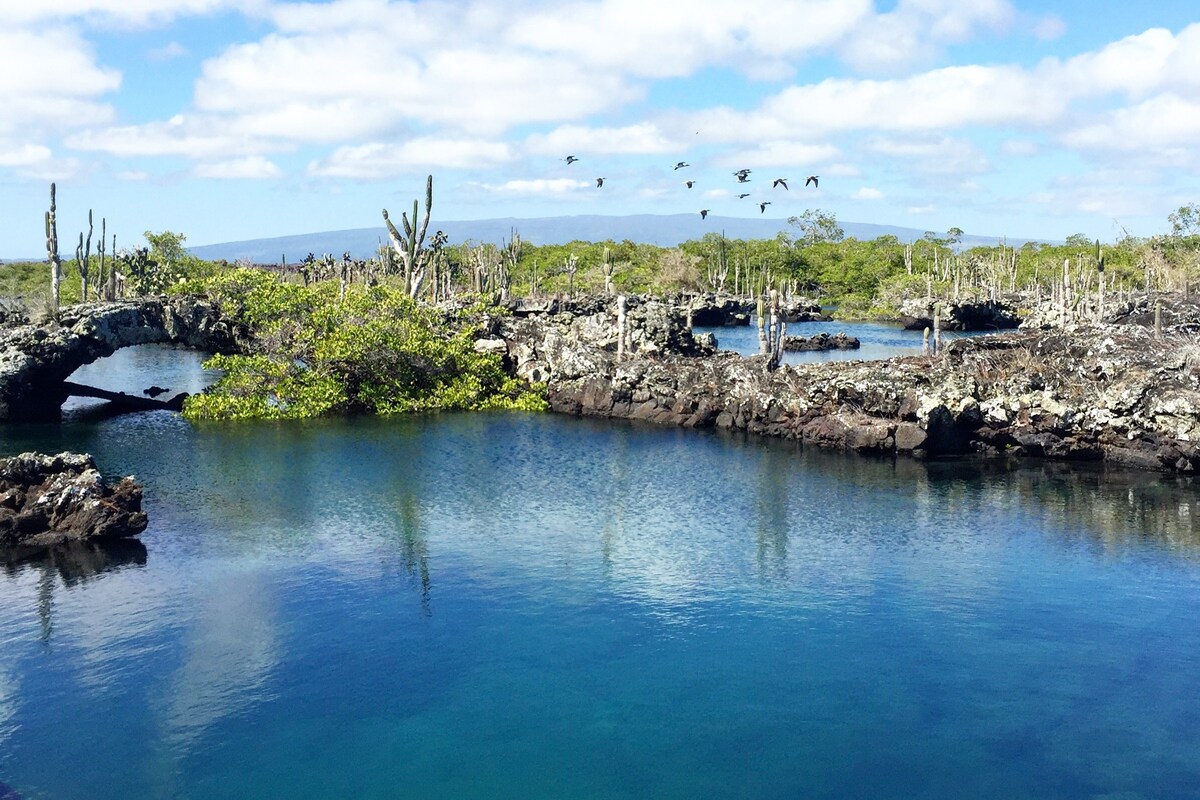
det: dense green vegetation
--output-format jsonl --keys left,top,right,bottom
{"left": 181, "top": 269, "right": 547, "bottom": 420}
{"left": 5, "top": 205, "right": 1200, "bottom": 321}
{"left": 4, "top": 200, "right": 1200, "bottom": 421}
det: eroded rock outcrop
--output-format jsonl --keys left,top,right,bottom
{"left": 499, "top": 304, "right": 1200, "bottom": 473}
{"left": 0, "top": 295, "right": 249, "bottom": 420}
{"left": 782, "top": 332, "right": 860, "bottom": 351}
{"left": 899, "top": 298, "right": 1021, "bottom": 331}
{"left": 0, "top": 452, "right": 148, "bottom": 549}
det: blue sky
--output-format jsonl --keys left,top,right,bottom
{"left": 2, "top": 0, "right": 1199, "bottom": 256}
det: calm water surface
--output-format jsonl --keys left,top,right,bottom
{"left": 695, "top": 319, "right": 984, "bottom": 363}
{"left": 1, "top": 346, "right": 1199, "bottom": 799}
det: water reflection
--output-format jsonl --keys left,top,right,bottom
{"left": 156, "top": 570, "right": 280, "bottom": 752}
{"left": 1, "top": 541, "right": 148, "bottom": 643}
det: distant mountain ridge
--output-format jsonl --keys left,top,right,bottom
{"left": 187, "top": 214, "right": 1042, "bottom": 263}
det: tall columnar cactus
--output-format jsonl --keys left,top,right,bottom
{"left": 106, "top": 234, "right": 118, "bottom": 299}
{"left": 383, "top": 174, "right": 433, "bottom": 299}
{"left": 45, "top": 183, "right": 62, "bottom": 312}
{"left": 95, "top": 218, "right": 107, "bottom": 301}
{"left": 602, "top": 246, "right": 615, "bottom": 295}
{"left": 76, "top": 210, "right": 94, "bottom": 302}
{"left": 765, "top": 288, "right": 785, "bottom": 370}
{"left": 565, "top": 253, "right": 578, "bottom": 299}
{"left": 933, "top": 301, "right": 942, "bottom": 353}
{"left": 1095, "top": 239, "right": 1105, "bottom": 322}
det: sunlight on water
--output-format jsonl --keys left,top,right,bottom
{"left": 1, "top": 345, "right": 1199, "bottom": 799}
{"left": 695, "top": 318, "right": 985, "bottom": 363}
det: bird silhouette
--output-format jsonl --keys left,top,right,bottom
{"left": 596, "top": 177, "right": 604, "bottom": 187}
{"left": 737, "top": 193, "right": 751, "bottom": 199}
{"left": 759, "top": 201, "right": 772, "bottom": 213}
{"left": 773, "top": 178, "right": 789, "bottom": 190}
{"left": 674, "top": 161, "right": 689, "bottom": 170}
{"left": 805, "top": 175, "right": 819, "bottom": 187}
{"left": 143, "top": 385, "right": 170, "bottom": 397}
{"left": 685, "top": 180, "right": 695, "bottom": 188}
{"left": 564, "top": 155, "right": 579, "bottom": 164}
{"left": 700, "top": 209, "right": 709, "bottom": 219}
{"left": 734, "top": 169, "right": 752, "bottom": 183}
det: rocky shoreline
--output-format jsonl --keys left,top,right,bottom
{"left": 498, "top": 297, "right": 1200, "bottom": 473}
{"left": 0, "top": 452, "right": 148, "bottom": 550}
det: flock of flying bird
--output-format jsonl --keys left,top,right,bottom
{"left": 561, "top": 155, "right": 819, "bottom": 219}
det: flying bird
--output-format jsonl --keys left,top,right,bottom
{"left": 734, "top": 169, "right": 752, "bottom": 182}
{"left": 773, "top": 178, "right": 789, "bottom": 190}
{"left": 596, "top": 177, "right": 604, "bottom": 187}
{"left": 564, "top": 155, "right": 579, "bottom": 164}
{"left": 685, "top": 180, "right": 695, "bottom": 189}
{"left": 737, "top": 193, "right": 751, "bottom": 199}
{"left": 805, "top": 175, "right": 819, "bottom": 187}
{"left": 674, "top": 161, "right": 689, "bottom": 170}
{"left": 759, "top": 201, "right": 772, "bottom": 214}
{"left": 700, "top": 209, "right": 710, "bottom": 219}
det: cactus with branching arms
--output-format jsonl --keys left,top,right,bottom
{"left": 383, "top": 174, "right": 434, "bottom": 299}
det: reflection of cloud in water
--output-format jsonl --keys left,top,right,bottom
{"left": 0, "top": 662, "right": 17, "bottom": 747}
{"left": 156, "top": 571, "right": 279, "bottom": 751}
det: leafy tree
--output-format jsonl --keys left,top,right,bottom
{"left": 1168, "top": 203, "right": 1200, "bottom": 238}
{"left": 788, "top": 209, "right": 844, "bottom": 245}
{"left": 183, "top": 269, "right": 546, "bottom": 420}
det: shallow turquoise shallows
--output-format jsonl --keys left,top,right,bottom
{"left": 1, "top": 346, "right": 1200, "bottom": 799}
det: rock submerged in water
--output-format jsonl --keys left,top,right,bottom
{"left": 0, "top": 452, "right": 148, "bottom": 549}
{"left": 782, "top": 332, "right": 860, "bottom": 352}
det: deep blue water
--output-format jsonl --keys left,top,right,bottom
{"left": 1, "top": 346, "right": 1199, "bottom": 799}
{"left": 695, "top": 319, "right": 982, "bottom": 363}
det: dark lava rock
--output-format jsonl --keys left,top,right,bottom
{"left": 0, "top": 452, "right": 148, "bottom": 549}
{"left": 782, "top": 332, "right": 861, "bottom": 351}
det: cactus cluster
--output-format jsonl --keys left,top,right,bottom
{"left": 383, "top": 174, "right": 434, "bottom": 299}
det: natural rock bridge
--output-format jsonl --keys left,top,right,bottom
{"left": 0, "top": 297, "right": 246, "bottom": 421}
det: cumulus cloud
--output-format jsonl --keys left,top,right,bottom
{"left": 711, "top": 141, "right": 840, "bottom": 169}
{"left": 0, "top": 28, "right": 120, "bottom": 137}
{"left": 0, "top": 0, "right": 268, "bottom": 27}
{"left": 193, "top": 155, "right": 283, "bottom": 179}
{"left": 0, "top": 144, "right": 53, "bottom": 167}
{"left": 309, "top": 138, "right": 515, "bottom": 178}
{"left": 474, "top": 178, "right": 591, "bottom": 195}
{"left": 525, "top": 124, "right": 679, "bottom": 157}
{"left": 840, "top": 0, "right": 1014, "bottom": 73}
{"left": 67, "top": 114, "right": 281, "bottom": 158}
{"left": 852, "top": 187, "right": 883, "bottom": 200}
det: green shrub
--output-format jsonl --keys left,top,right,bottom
{"left": 183, "top": 269, "right": 547, "bottom": 420}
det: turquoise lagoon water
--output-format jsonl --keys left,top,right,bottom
{"left": 0, "top": 346, "right": 1199, "bottom": 799}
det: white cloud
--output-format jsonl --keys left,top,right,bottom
{"left": 474, "top": 178, "right": 591, "bottom": 195}
{"left": 1033, "top": 15, "right": 1067, "bottom": 41}
{"left": 852, "top": 187, "right": 883, "bottom": 200}
{"left": 908, "top": 205, "right": 936, "bottom": 214}
{"left": 1061, "top": 93, "right": 1200, "bottom": 166}
{"left": 67, "top": 115, "right": 281, "bottom": 158}
{"left": 310, "top": 138, "right": 515, "bottom": 178}
{"left": 840, "top": 0, "right": 1014, "bottom": 72}
{"left": 192, "top": 26, "right": 639, "bottom": 139}
{"left": 193, "top": 155, "right": 283, "bottom": 179}
{"left": 0, "top": 28, "right": 119, "bottom": 137}
{"left": 0, "top": 0, "right": 267, "bottom": 27}
{"left": 525, "top": 124, "right": 678, "bottom": 157}
{"left": 712, "top": 141, "right": 839, "bottom": 169}
{"left": 0, "top": 144, "right": 53, "bottom": 167}
{"left": 147, "top": 40, "right": 188, "bottom": 61}
{"left": 117, "top": 170, "right": 150, "bottom": 181}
